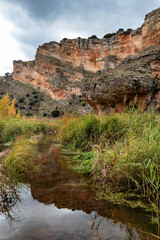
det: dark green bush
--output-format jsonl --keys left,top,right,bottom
{"left": 51, "top": 109, "right": 60, "bottom": 117}
{"left": 103, "top": 33, "right": 116, "bottom": 38}
{"left": 127, "top": 28, "right": 133, "bottom": 32}
{"left": 19, "top": 98, "right": 24, "bottom": 103}
{"left": 89, "top": 35, "right": 98, "bottom": 39}
{"left": 29, "top": 101, "right": 35, "bottom": 106}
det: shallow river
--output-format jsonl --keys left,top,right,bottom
{"left": 0, "top": 135, "right": 159, "bottom": 240}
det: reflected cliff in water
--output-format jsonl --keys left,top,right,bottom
{"left": 0, "top": 135, "right": 159, "bottom": 240}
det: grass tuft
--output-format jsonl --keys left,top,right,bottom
{"left": 4, "top": 137, "right": 38, "bottom": 181}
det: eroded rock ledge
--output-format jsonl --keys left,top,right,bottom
{"left": 82, "top": 46, "right": 160, "bottom": 113}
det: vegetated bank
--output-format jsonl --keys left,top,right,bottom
{"left": 0, "top": 94, "right": 60, "bottom": 182}
{"left": 60, "top": 111, "right": 160, "bottom": 220}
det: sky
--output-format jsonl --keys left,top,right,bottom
{"left": 0, "top": 0, "right": 159, "bottom": 75}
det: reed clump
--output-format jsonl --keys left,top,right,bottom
{"left": 60, "top": 110, "right": 160, "bottom": 213}
{"left": 3, "top": 137, "right": 38, "bottom": 181}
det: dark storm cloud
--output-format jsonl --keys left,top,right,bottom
{"left": 2, "top": 0, "right": 115, "bottom": 20}
{"left": 2, "top": 0, "right": 159, "bottom": 21}
{"left": 0, "top": 0, "right": 160, "bottom": 60}
{"left": 2, "top": 0, "right": 63, "bottom": 20}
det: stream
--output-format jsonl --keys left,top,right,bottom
{"left": 0, "top": 135, "right": 159, "bottom": 240}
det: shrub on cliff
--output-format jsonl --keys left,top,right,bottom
{"left": 43, "top": 113, "right": 47, "bottom": 117}
{"left": 103, "top": 33, "right": 116, "bottom": 38}
{"left": 18, "top": 97, "right": 24, "bottom": 103}
{"left": 127, "top": 28, "right": 134, "bottom": 32}
{"left": 88, "top": 35, "right": 98, "bottom": 39}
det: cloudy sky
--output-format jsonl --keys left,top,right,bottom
{"left": 0, "top": 0, "right": 159, "bottom": 75}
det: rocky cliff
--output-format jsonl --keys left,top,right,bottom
{"left": 82, "top": 8, "right": 160, "bottom": 113}
{"left": 83, "top": 46, "right": 160, "bottom": 113}
{"left": 13, "top": 7, "right": 160, "bottom": 113}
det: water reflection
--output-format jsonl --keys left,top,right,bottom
{"left": 0, "top": 177, "right": 21, "bottom": 226}
{"left": 0, "top": 135, "right": 159, "bottom": 240}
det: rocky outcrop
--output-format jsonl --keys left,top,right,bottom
{"left": 142, "top": 8, "right": 160, "bottom": 48}
{"left": 13, "top": 56, "right": 83, "bottom": 101}
{"left": 82, "top": 7, "right": 160, "bottom": 113}
{"left": 82, "top": 46, "right": 160, "bottom": 113}
{"left": 13, "top": 7, "right": 160, "bottom": 112}
{"left": 13, "top": 51, "right": 92, "bottom": 114}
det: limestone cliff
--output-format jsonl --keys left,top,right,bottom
{"left": 82, "top": 8, "right": 160, "bottom": 113}
{"left": 82, "top": 46, "right": 160, "bottom": 113}
{"left": 13, "top": 7, "right": 160, "bottom": 112}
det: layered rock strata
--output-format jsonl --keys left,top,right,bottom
{"left": 13, "top": 7, "right": 160, "bottom": 111}
{"left": 82, "top": 8, "right": 160, "bottom": 113}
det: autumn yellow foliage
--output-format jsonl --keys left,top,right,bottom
{"left": 0, "top": 94, "right": 20, "bottom": 119}
{"left": 16, "top": 109, "right": 21, "bottom": 119}
{"left": 62, "top": 112, "right": 77, "bottom": 125}
{"left": 8, "top": 98, "right": 16, "bottom": 117}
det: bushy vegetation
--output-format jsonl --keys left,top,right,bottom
{"left": 88, "top": 35, "right": 98, "bottom": 39}
{"left": 60, "top": 111, "right": 160, "bottom": 213}
{"left": 103, "top": 33, "right": 116, "bottom": 38}
{"left": 51, "top": 109, "right": 60, "bottom": 118}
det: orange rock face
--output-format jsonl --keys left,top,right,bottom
{"left": 13, "top": 53, "right": 83, "bottom": 101}
{"left": 35, "top": 32, "right": 142, "bottom": 73}
{"left": 13, "top": 7, "right": 160, "bottom": 103}
{"left": 142, "top": 8, "right": 160, "bottom": 49}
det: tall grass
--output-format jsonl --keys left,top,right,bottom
{"left": 3, "top": 137, "right": 38, "bottom": 181}
{"left": 0, "top": 117, "right": 59, "bottom": 143}
{"left": 60, "top": 111, "right": 160, "bottom": 213}
{"left": 60, "top": 113, "right": 128, "bottom": 150}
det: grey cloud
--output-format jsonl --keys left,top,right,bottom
{"left": 3, "top": 0, "right": 159, "bottom": 23}
{"left": 0, "top": 0, "right": 160, "bottom": 61}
